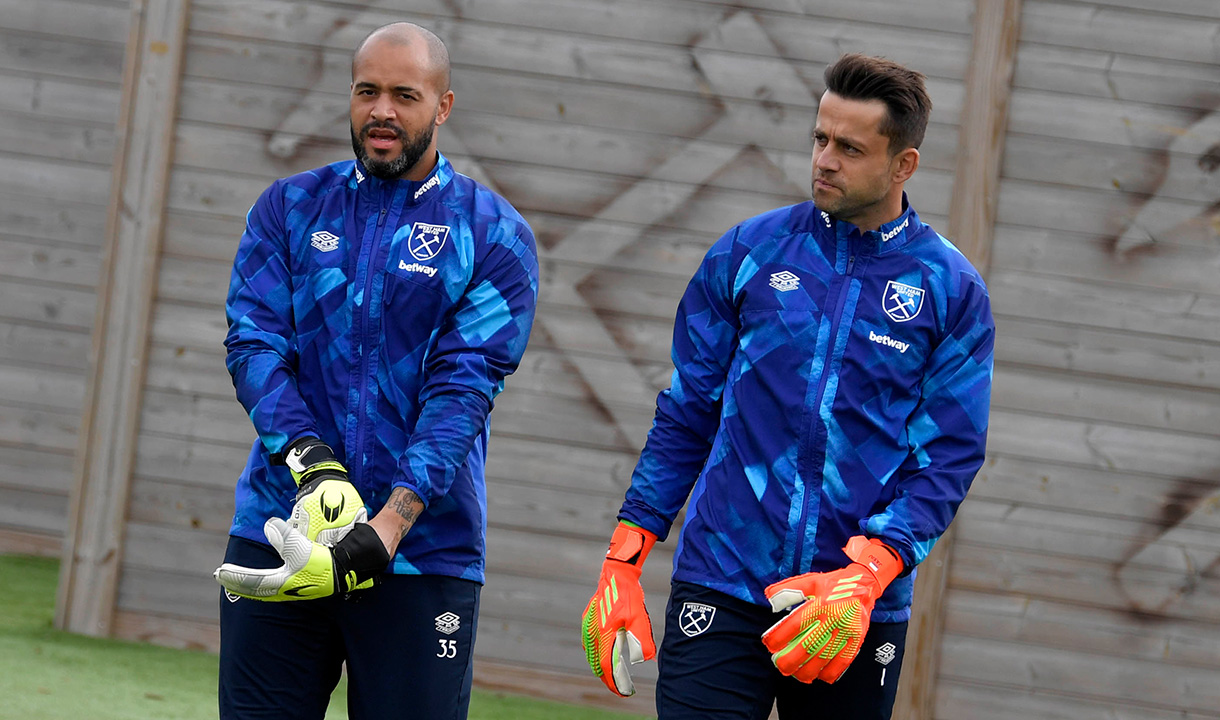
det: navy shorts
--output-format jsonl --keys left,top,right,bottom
{"left": 656, "top": 581, "right": 907, "bottom": 720}
{"left": 218, "top": 536, "right": 480, "bottom": 720}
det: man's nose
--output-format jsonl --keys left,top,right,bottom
{"left": 370, "top": 95, "right": 396, "bottom": 122}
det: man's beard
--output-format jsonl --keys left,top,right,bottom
{"left": 811, "top": 173, "right": 887, "bottom": 222}
{"left": 351, "top": 119, "right": 435, "bottom": 180}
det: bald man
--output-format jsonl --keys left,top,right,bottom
{"left": 213, "top": 23, "right": 539, "bottom": 719}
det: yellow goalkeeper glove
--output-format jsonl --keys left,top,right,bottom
{"left": 281, "top": 437, "right": 367, "bottom": 544}
{"left": 214, "top": 517, "right": 390, "bottom": 601}
{"left": 581, "top": 522, "right": 658, "bottom": 697}
{"left": 761, "top": 536, "right": 903, "bottom": 684}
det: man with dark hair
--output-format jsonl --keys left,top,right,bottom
{"left": 581, "top": 53, "right": 993, "bottom": 720}
{"left": 213, "top": 22, "right": 538, "bottom": 720}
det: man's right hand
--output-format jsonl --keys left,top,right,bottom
{"left": 581, "top": 522, "right": 658, "bottom": 697}
{"left": 214, "top": 518, "right": 390, "bottom": 601}
{"left": 281, "top": 437, "right": 367, "bottom": 544}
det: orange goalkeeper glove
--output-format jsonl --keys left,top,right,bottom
{"left": 761, "top": 536, "right": 903, "bottom": 684}
{"left": 580, "top": 522, "right": 658, "bottom": 697}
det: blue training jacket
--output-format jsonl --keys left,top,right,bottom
{"left": 224, "top": 153, "right": 538, "bottom": 583}
{"left": 619, "top": 198, "right": 993, "bottom": 622}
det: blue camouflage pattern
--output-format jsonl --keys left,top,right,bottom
{"left": 225, "top": 153, "right": 538, "bottom": 583}
{"left": 619, "top": 198, "right": 993, "bottom": 622}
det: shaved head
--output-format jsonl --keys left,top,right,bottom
{"left": 353, "top": 22, "right": 450, "bottom": 93}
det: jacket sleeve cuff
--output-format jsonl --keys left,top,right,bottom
{"left": 390, "top": 480, "right": 430, "bottom": 509}
{"left": 617, "top": 501, "right": 673, "bottom": 542}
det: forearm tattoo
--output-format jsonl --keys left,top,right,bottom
{"left": 386, "top": 487, "right": 424, "bottom": 543}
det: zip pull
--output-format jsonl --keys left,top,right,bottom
{"left": 376, "top": 207, "right": 388, "bottom": 228}
{"left": 847, "top": 255, "right": 855, "bottom": 275}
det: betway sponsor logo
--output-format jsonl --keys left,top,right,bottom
{"left": 414, "top": 174, "right": 440, "bottom": 200}
{"left": 869, "top": 330, "right": 909, "bottom": 354}
{"left": 881, "top": 217, "right": 909, "bottom": 243}
{"left": 399, "top": 259, "right": 437, "bottom": 277}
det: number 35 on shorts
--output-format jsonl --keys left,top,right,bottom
{"left": 436, "top": 639, "right": 458, "bottom": 658}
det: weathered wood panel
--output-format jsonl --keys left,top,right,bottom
{"left": 938, "top": 0, "right": 1220, "bottom": 713}
{"left": 945, "top": 588, "right": 1220, "bottom": 668}
{"left": 940, "top": 633, "right": 1220, "bottom": 714}
{"left": 0, "top": 0, "right": 127, "bottom": 555}
{"left": 58, "top": 0, "right": 188, "bottom": 638}
{"left": 937, "top": 680, "right": 1220, "bottom": 720}
{"left": 0, "top": 73, "right": 122, "bottom": 122}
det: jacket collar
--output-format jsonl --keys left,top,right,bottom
{"left": 352, "top": 151, "right": 454, "bottom": 206}
{"left": 820, "top": 193, "right": 921, "bottom": 254}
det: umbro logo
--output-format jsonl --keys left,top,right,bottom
{"left": 435, "top": 612, "right": 461, "bottom": 635}
{"left": 769, "top": 271, "right": 800, "bottom": 292}
{"left": 310, "top": 230, "right": 339, "bottom": 252}
{"left": 875, "top": 642, "right": 897, "bottom": 666}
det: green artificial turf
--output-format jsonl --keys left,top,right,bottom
{"left": 0, "top": 555, "right": 648, "bottom": 720}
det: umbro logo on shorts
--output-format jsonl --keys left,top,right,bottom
{"left": 435, "top": 612, "right": 461, "bottom": 635}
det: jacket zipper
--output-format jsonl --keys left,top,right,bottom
{"left": 352, "top": 201, "right": 389, "bottom": 486}
{"left": 792, "top": 244, "right": 858, "bottom": 573}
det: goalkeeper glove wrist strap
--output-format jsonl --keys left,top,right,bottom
{"left": 274, "top": 437, "right": 349, "bottom": 488}
{"left": 843, "top": 536, "right": 903, "bottom": 590}
{"left": 606, "top": 522, "right": 657, "bottom": 569}
{"left": 333, "top": 523, "right": 391, "bottom": 591}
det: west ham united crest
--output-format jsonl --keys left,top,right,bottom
{"left": 408, "top": 222, "right": 450, "bottom": 261}
{"left": 882, "top": 280, "right": 924, "bottom": 322}
{"left": 679, "top": 602, "right": 716, "bottom": 637}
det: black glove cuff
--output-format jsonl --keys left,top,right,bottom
{"left": 333, "top": 523, "right": 392, "bottom": 588}
{"left": 271, "top": 436, "right": 337, "bottom": 469}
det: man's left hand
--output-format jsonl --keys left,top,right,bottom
{"left": 760, "top": 536, "right": 902, "bottom": 683}
{"left": 214, "top": 518, "right": 390, "bottom": 601}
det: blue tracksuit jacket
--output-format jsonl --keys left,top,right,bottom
{"left": 224, "top": 153, "right": 538, "bottom": 583}
{"left": 619, "top": 199, "right": 993, "bottom": 622}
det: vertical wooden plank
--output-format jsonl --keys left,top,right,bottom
{"left": 945, "top": 0, "right": 1023, "bottom": 269}
{"left": 894, "top": 0, "right": 1020, "bottom": 717}
{"left": 55, "top": 0, "right": 191, "bottom": 638}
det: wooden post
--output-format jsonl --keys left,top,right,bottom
{"left": 892, "top": 0, "right": 1021, "bottom": 717}
{"left": 56, "top": 0, "right": 191, "bottom": 637}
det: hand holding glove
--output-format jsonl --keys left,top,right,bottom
{"left": 581, "top": 522, "right": 658, "bottom": 697}
{"left": 214, "top": 517, "right": 390, "bottom": 601}
{"left": 281, "top": 437, "right": 367, "bottom": 544}
{"left": 761, "top": 536, "right": 903, "bottom": 684}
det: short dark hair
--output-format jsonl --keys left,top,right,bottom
{"left": 823, "top": 54, "right": 931, "bottom": 153}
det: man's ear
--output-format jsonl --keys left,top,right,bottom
{"left": 435, "top": 90, "right": 454, "bottom": 127}
{"left": 892, "top": 147, "right": 920, "bottom": 183}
